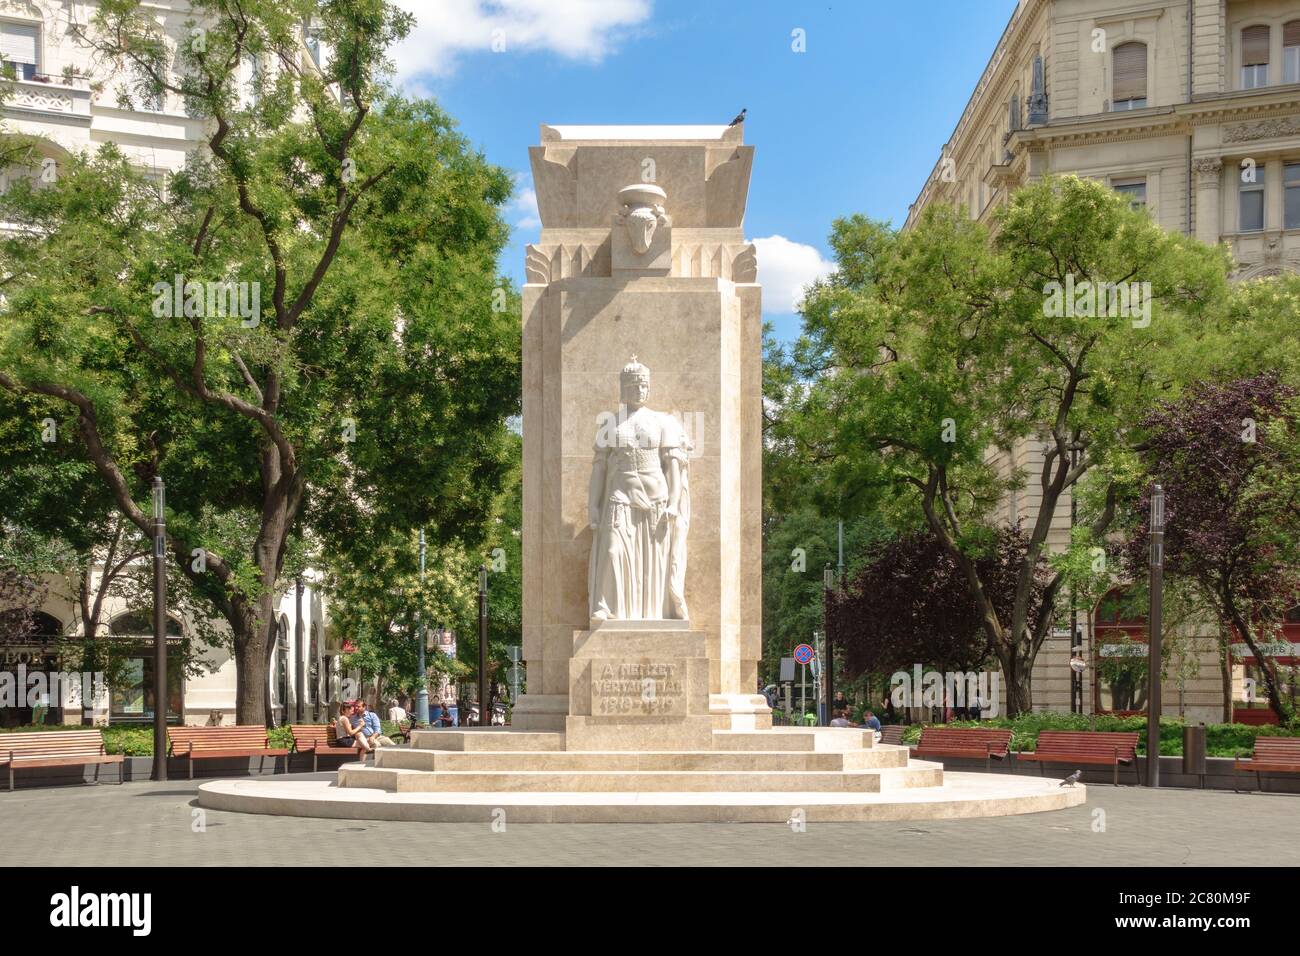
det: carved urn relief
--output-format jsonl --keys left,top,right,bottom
{"left": 616, "top": 184, "right": 671, "bottom": 254}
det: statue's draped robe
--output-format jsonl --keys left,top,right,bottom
{"left": 589, "top": 407, "right": 690, "bottom": 620}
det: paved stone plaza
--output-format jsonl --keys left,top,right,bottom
{"left": 5, "top": 779, "right": 1297, "bottom": 866}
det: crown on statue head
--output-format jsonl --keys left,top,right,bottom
{"left": 620, "top": 355, "right": 650, "bottom": 386}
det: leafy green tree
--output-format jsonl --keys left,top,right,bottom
{"left": 323, "top": 434, "right": 521, "bottom": 708}
{"left": 773, "top": 176, "right": 1229, "bottom": 714}
{"left": 760, "top": 508, "right": 886, "bottom": 685}
{"left": 0, "top": 1, "right": 520, "bottom": 722}
{"left": 1123, "top": 374, "right": 1300, "bottom": 722}
{"left": 325, "top": 530, "right": 477, "bottom": 702}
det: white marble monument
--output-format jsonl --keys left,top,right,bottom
{"left": 511, "top": 124, "right": 769, "bottom": 744}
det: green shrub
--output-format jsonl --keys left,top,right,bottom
{"left": 102, "top": 726, "right": 154, "bottom": 756}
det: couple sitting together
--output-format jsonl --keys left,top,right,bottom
{"left": 334, "top": 699, "right": 395, "bottom": 756}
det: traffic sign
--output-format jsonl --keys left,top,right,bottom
{"left": 793, "top": 644, "right": 814, "bottom": 665}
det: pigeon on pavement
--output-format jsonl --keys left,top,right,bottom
{"left": 1060, "top": 770, "right": 1083, "bottom": 787}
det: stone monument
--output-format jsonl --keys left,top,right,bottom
{"left": 198, "top": 124, "right": 1086, "bottom": 823}
{"left": 511, "top": 124, "right": 769, "bottom": 746}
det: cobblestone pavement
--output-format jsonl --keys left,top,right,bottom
{"left": 5, "top": 778, "right": 1298, "bottom": 866}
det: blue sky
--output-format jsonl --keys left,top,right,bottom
{"left": 392, "top": 0, "right": 1017, "bottom": 342}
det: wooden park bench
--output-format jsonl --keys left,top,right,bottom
{"left": 290, "top": 723, "right": 372, "bottom": 772}
{"left": 168, "top": 726, "right": 289, "bottom": 779}
{"left": 1016, "top": 730, "right": 1141, "bottom": 785}
{"left": 879, "top": 725, "right": 908, "bottom": 747}
{"left": 1234, "top": 737, "right": 1300, "bottom": 793}
{"left": 914, "top": 727, "right": 1013, "bottom": 771}
{"left": 2, "top": 730, "right": 124, "bottom": 791}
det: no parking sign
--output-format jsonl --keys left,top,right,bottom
{"left": 793, "top": 643, "right": 814, "bottom": 665}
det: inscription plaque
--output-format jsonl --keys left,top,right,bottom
{"left": 590, "top": 659, "right": 687, "bottom": 717}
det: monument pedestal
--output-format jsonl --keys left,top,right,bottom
{"left": 565, "top": 620, "right": 714, "bottom": 751}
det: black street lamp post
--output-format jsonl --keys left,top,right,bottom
{"left": 823, "top": 563, "right": 835, "bottom": 726}
{"left": 416, "top": 531, "right": 429, "bottom": 726}
{"left": 1147, "top": 484, "right": 1165, "bottom": 787}
{"left": 151, "top": 476, "right": 168, "bottom": 782}
{"left": 478, "top": 565, "right": 489, "bottom": 726}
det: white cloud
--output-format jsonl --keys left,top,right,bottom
{"left": 508, "top": 172, "right": 540, "bottom": 233}
{"left": 391, "top": 0, "right": 653, "bottom": 79}
{"left": 749, "top": 235, "right": 835, "bottom": 314}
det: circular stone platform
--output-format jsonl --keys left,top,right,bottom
{"left": 197, "top": 771, "right": 1085, "bottom": 823}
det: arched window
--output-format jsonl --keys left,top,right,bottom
{"left": 1241, "top": 25, "right": 1270, "bottom": 89}
{"left": 0, "top": 613, "right": 65, "bottom": 642}
{"left": 271, "top": 615, "right": 290, "bottom": 712}
{"left": 1112, "top": 42, "right": 1148, "bottom": 110}
{"left": 1285, "top": 21, "right": 1300, "bottom": 84}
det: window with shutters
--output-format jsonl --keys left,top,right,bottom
{"left": 1240, "top": 167, "right": 1265, "bottom": 232}
{"left": 1286, "top": 163, "right": 1300, "bottom": 230}
{"left": 0, "top": 20, "right": 39, "bottom": 81}
{"left": 1286, "top": 21, "right": 1300, "bottom": 84}
{"left": 1112, "top": 42, "right": 1147, "bottom": 110}
{"left": 1241, "top": 25, "right": 1270, "bottom": 89}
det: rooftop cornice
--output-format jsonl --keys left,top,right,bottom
{"left": 909, "top": 0, "right": 1046, "bottom": 220}
{"left": 1005, "top": 89, "right": 1300, "bottom": 147}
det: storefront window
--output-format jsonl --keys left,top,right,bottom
{"left": 106, "top": 612, "right": 184, "bottom": 723}
{"left": 108, "top": 648, "right": 184, "bottom": 723}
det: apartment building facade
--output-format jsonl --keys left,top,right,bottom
{"left": 0, "top": 0, "right": 338, "bottom": 726}
{"left": 908, "top": 0, "right": 1300, "bottom": 722}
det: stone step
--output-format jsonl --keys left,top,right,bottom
{"left": 711, "top": 728, "right": 876, "bottom": 752}
{"left": 339, "top": 763, "right": 943, "bottom": 794}
{"left": 374, "top": 747, "right": 910, "bottom": 773}
{"left": 408, "top": 729, "right": 565, "bottom": 752}
{"left": 199, "top": 771, "right": 1086, "bottom": 824}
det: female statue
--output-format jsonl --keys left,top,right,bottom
{"left": 588, "top": 356, "right": 690, "bottom": 621}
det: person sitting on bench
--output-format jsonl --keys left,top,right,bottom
{"left": 358, "top": 700, "right": 395, "bottom": 747}
{"left": 335, "top": 701, "right": 372, "bottom": 756}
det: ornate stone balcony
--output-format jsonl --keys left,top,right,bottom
{"left": 3, "top": 75, "right": 92, "bottom": 122}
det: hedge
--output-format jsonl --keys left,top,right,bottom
{"left": 890, "top": 711, "right": 1300, "bottom": 757}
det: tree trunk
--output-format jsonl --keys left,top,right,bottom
{"left": 995, "top": 642, "right": 1033, "bottom": 717}
{"left": 231, "top": 603, "right": 269, "bottom": 725}
{"left": 1224, "top": 597, "right": 1291, "bottom": 723}
{"left": 1219, "top": 630, "right": 1234, "bottom": 723}
{"left": 233, "top": 635, "right": 267, "bottom": 725}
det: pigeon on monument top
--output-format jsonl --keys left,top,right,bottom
{"left": 1060, "top": 770, "right": 1083, "bottom": 788}
{"left": 728, "top": 109, "right": 747, "bottom": 127}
